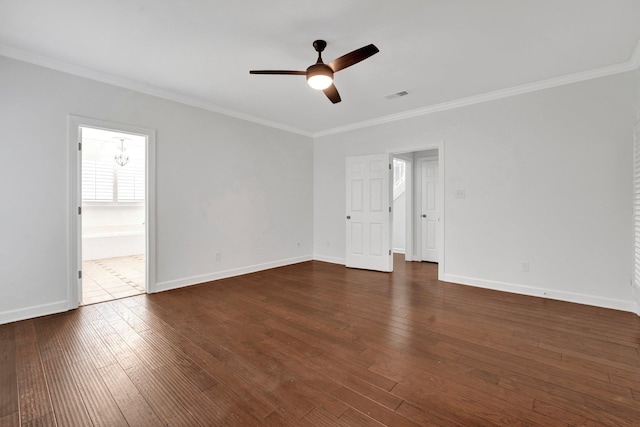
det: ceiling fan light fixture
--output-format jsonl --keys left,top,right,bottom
{"left": 250, "top": 40, "right": 378, "bottom": 103}
{"left": 307, "top": 74, "right": 333, "bottom": 90}
{"left": 306, "top": 64, "right": 333, "bottom": 90}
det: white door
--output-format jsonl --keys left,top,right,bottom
{"left": 420, "top": 159, "right": 439, "bottom": 262}
{"left": 346, "top": 154, "right": 393, "bottom": 272}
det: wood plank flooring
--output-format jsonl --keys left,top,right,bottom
{"left": 1, "top": 256, "right": 639, "bottom": 426}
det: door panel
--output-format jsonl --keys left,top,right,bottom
{"left": 370, "top": 178, "right": 383, "bottom": 211}
{"left": 351, "top": 180, "right": 363, "bottom": 211}
{"left": 346, "top": 154, "right": 392, "bottom": 272}
{"left": 351, "top": 223, "right": 363, "bottom": 254}
{"left": 421, "top": 159, "right": 439, "bottom": 262}
{"left": 370, "top": 223, "right": 382, "bottom": 255}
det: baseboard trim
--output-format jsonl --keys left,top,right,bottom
{"left": 0, "top": 300, "right": 69, "bottom": 325}
{"left": 393, "top": 249, "right": 406, "bottom": 255}
{"left": 442, "top": 274, "right": 638, "bottom": 313}
{"left": 312, "top": 255, "right": 346, "bottom": 265}
{"left": 153, "top": 255, "right": 313, "bottom": 293}
{"left": 632, "top": 284, "right": 640, "bottom": 316}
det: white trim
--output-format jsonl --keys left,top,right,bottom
{"left": 633, "top": 285, "right": 640, "bottom": 316}
{"left": 0, "top": 301, "right": 69, "bottom": 326}
{"left": 442, "top": 274, "right": 639, "bottom": 314}
{"left": 393, "top": 249, "right": 406, "bottom": 255}
{"left": 391, "top": 152, "right": 417, "bottom": 262}
{"left": 404, "top": 157, "right": 414, "bottom": 262}
{"left": 313, "top": 255, "right": 346, "bottom": 265}
{"left": 314, "top": 58, "right": 640, "bottom": 138}
{"left": 306, "top": 255, "right": 640, "bottom": 314}
{"left": 3, "top": 40, "right": 639, "bottom": 139}
{"left": 392, "top": 153, "right": 414, "bottom": 262}
{"left": 68, "top": 115, "right": 157, "bottom": 307}
{"left": 155, "top": 255, "right": 313, "bottom": 293}
{"left": 633, "top": 120, "right": 640, "bottom": 316}
{"left": 0, "top": 44, "right": 312, "bottom": 138}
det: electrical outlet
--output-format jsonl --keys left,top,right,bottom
{"left": 521, "top": 261, "right": 529, "bottom": 272}
{"left": 456, "top": 189, "right": 466, "bottom": 198}
{"left": 215, "top": 252, "right": 221, "bottom": 262}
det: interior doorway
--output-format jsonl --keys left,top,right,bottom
{"left": 392, "top": 146, "right": 444, "bottom": 278}
{"left": 67, "top": 115, "right": 156, "bottom": 310}
{"left": 80, "top": 127, "right": 146, "bottom": 304}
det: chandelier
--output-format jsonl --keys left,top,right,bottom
{"left": 114, "top": 138, "right": 129, "bottom": 167}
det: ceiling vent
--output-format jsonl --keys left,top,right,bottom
{"left": 385, "top": 91, "right": 409, "bottom": 100}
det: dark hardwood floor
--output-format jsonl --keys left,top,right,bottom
{"left": 1, "top": 255, "right": 639, "bottom": 426}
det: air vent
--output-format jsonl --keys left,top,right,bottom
{"left": 385, "top": 91, "right": 409, "bottom": 100}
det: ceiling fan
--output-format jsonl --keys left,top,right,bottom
{"left": 250, "top": 40, "right": 379, "bottom": 104}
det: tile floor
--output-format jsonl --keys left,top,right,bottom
{"left": 81, "top": 254, "right": 145, "bottom": 305}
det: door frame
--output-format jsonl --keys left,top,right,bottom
{"left": 391, "top": 153, "right": 414, "bottom": 261}
{"left": 390, "top": 141, "right": 445, "bottom": 280}
{"left": 67, "top": 115, "right": 157, "bottom": 309}
{"left": 633, "top": 120, "right": 640, "bottom": 315}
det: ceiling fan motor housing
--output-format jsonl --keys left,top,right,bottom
{"left": 306, "top": 63, "right": 333, "bottom": 80}
{"left": 306, "top": 63, "right": 334, "bottom": 90}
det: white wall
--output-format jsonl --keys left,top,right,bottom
{"left": 1, "top": 53, "right": 637, "bottom": 323}
{"left": 314, "top": 71, "right": 637, "bottom": 312}
{"left": 0, "top": 55, "right": 313, "bottom": 324}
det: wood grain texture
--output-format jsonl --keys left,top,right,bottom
{"left": 97, "top": 363, "right": 163, "bottom": 426}
{"left": 0, "top": 334, "right": 17, "bottom": 421}
{"left": 14, "top": 321, "right": 55, "bottom": 426}
{"left": 1, "top": 255, "right": 639, "bottom": 426}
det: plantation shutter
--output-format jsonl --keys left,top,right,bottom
{"left": 118, "top": 163, "right": 145, "bottom": 201}
{"left": 82, "top": 160, "right": 114, "bottom": 201}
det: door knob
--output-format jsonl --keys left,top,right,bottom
{"left": 422, "top": 214, "right": 426, "bottom": 218}
{"left": 346, "top": 215, "right": 351, "bottom": 220}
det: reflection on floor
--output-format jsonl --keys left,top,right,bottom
{"left": 81, "top": 254, "right": 145, "bottom": 305}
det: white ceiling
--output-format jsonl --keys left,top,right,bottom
{"left": 1, "top": 0, "right": 639, "bottom": 136}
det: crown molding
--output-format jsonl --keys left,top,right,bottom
{"left": 2, "top": 39, "right": 638, "bottom": 140}
{"left": 314, "top": 43, "right": 640, "bottom": 138}
{"left": 0, "top": 43, "right": 313, "bottom": 138}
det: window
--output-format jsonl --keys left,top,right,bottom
{"left": 82, "top": 160, "right": 144, "bottom": 203}
{"left": 82, "top": 159, "right": 114, "bottom": 201}
{"left": 117, "top": 163, "right": 145, "bottom": 201}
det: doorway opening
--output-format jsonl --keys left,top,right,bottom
{"left": 392, "top": 146, "right": 444, "bottom": 279}
{"left": 80, "top": 127, "right": 146, "bottom": 304}
{"left": 68, "top": 116, "right": 156, "bottom": 309}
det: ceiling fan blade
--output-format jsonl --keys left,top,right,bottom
{"left": 249, "top": 70, "right": 306, "bottom": 75}
{"left": 323, "top": 84, "right": 341, "bottom": 104}
{"left": 328, "top": 44, "right": 379, "bottom": 72}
